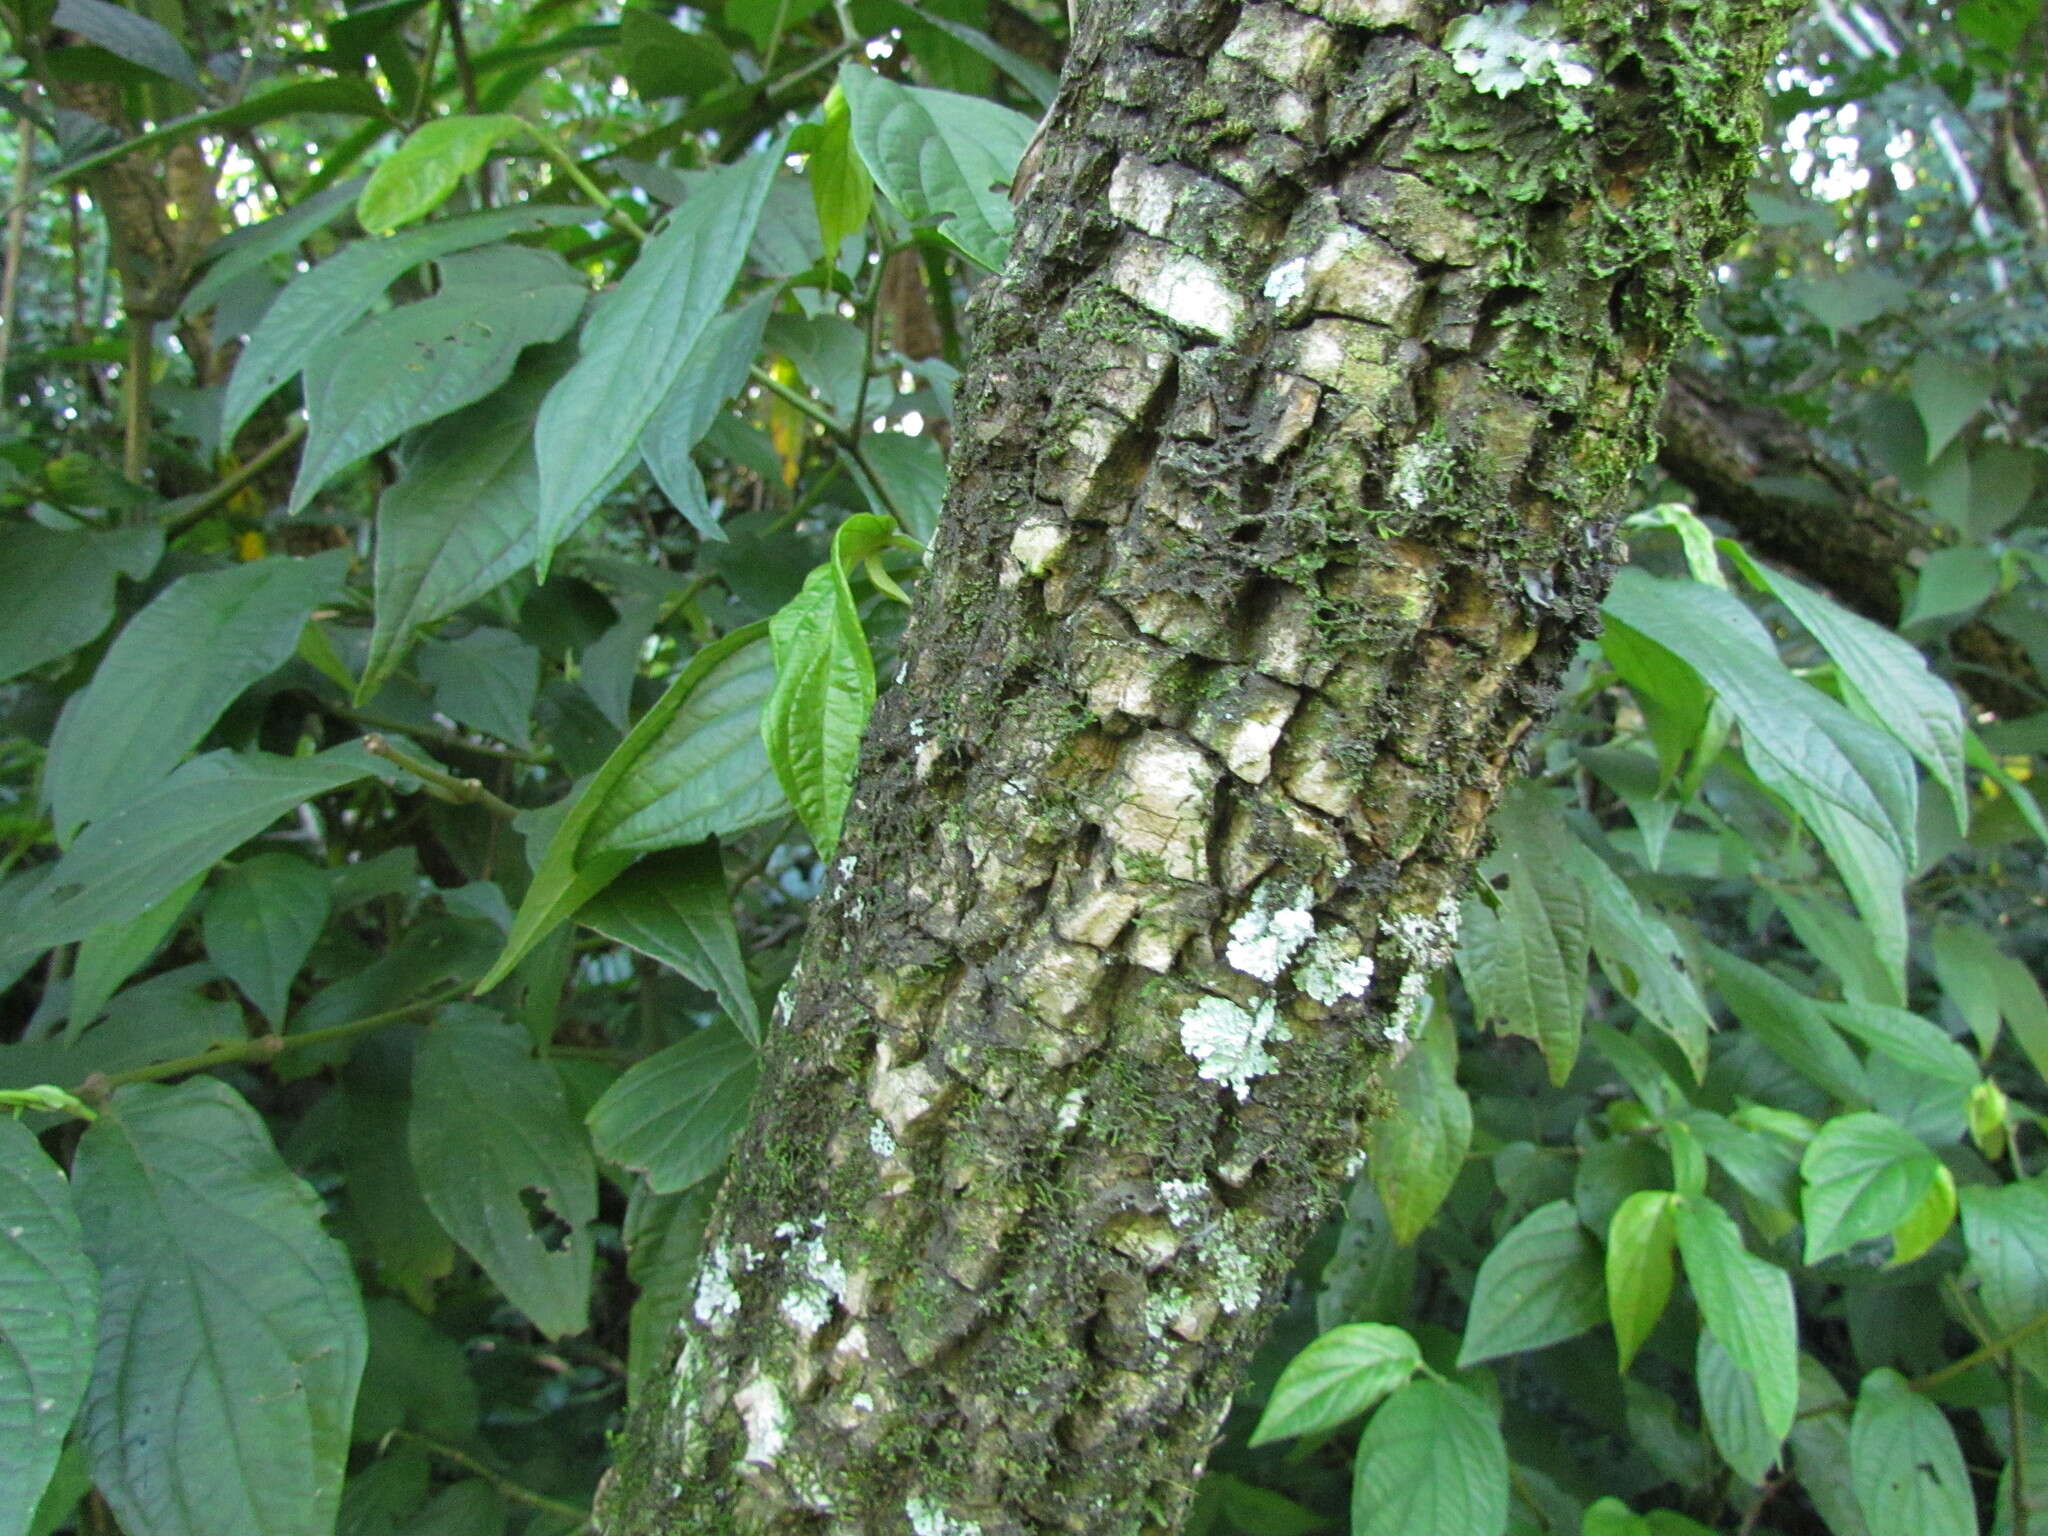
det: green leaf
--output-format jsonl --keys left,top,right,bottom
{"left": 639, "top": 295, "right": 775, "bottom": 541}
{"left": 580, "top": 845, "right": 760, "bottom": 1041}
{"left": 1251, "top": 1323, "right": 1422, "bottom": 1447}
{"left": 351, "top": 1298, "right": 479, "bottom": 1444}
{"left": 1458, "top": 1200, "right": 1605, "bottom": 1365}
{"left": 1931, "top": 923, "right": 2005, "bottom": 1057}
{"left": 0, "top": 1118, "right": 96, "bottom": 1536}
{"left": 1725, "top": 548, "right": 1969, "bottom": 830}
{"left": 864, "top": 0, "right": 1059, "bottom": 106}
{"left": 202, "top": 853, "right": 333, "bottom": 1025}
{"left": 67, "top": 870, "right": 204, "bottom": 1031}
{"left": 361, "top": 350, "right": 565, "bottom": 702}
{"left": 221, "top": 202, "right": 592, "bottom": 446}
{"left": 533, "top": 149, "right": 778, "bottom": 574}
{"left": 1790, "top": 1356, "right": 1870, "bottom": 1536}
{"left": 809, "top": 84, "right": 873, "bottom": 259}
{"left": 1958, "top": 1183, "right": 2048, "bottom": 1388}
{"left": 1699, "top": 1330, "right": 1779, "bottom": 1484}
{"left": 1605, "top": 1190, "right": 1678, "bottom": 1373}
{"left": 617, "top": 8, "right": 737, "bottom": 99}
{"left": 341, "top": 1034, "right": 455, "bottom": 1312}
{"left": 73, "top": 1079, "right": 367, "bottom": 1536}
{"left": 1672, "top": 1197, "right": 1797, "bottom": 1447}
{"left": 290, "top": 246, "right": 586, "bottom": 512}
{"left": 622, "top": 1181, "right": 714, "bottom": 1406}
{"left": 477, "top": 622, "right": 771, "bottom": 991}
{"left": 419, "top": 627, "right": 541, "bottom": 748}
{"left": 1800, "top": 1112, "right": 1944, "bottom": 1265}
{"left": 11, "top": 745, "right": 382, "bottom": 955}
{"left": 585, "top": 1021, "right": 756, "bottom": 1194}
{"left": 0, "top": 523, "right": 161, "bottom": 685}
{"left": 1456, "top": 790, "right": 1590, "bottom": 1084}
{"left": 853, "top": 430, "right": 950, "bottom": 548}
{"left": 1909, "top": 355, "right": 1995, "bottom": 465}
{"left": 183, "top": 177, "right": 366, "bottom": 317}
{"left": 761, "top": 514, "right": 897, "bottom": 859}
{"left": 45, "top": 551, "right": 350, "bottom": 840}
{"left": 1566, "top": 844, "right": 1712, "bottom": 1078}
{"left": 1887, "top": 1165, "right": 1956, "bottom": 1267}
{"left": 24, "top": 1443, "right": 90, "bottom": 1536}
{"left": 1705, "top": 947, "right": 1869, "bottom": 1105}
{"left": 1350, "top": 1378, "right": 1508, "bottom": 1536}
{"left": 1369, "top": 1016, "right": 1471, "bottom": 1246}
{"left": 1820, "top": 1003, "right": 1979, "bottom": 1089}
{"left": 584, "top": 629, "right": 785, "bottom": 858}
{"left": 839, "top": 61, "right": 1038, "bottom": 271}
{"left": 357, "top": 114, "right": 529, "bottom": 235}
{"left": 409, "top": 1007, "right": 596, "bottom": 1337}
{"left": 51, "top": 0, "right": 202, "bottom": 90}
{"left": 1903, "top": 547, "right": 2000, "bottom": 630}
{"left": 1849, "top": 1369, "right": 1976, "bottom": 1536}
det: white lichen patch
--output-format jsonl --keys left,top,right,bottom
{"left": 1209, "top": 1228, "right": 1265, "bottom": 1315}
{"left": 1389, "top": 968, "right": 1432, "bottom": 1043}
{"left": 1446, "top": 3, "right": 1596, "bottom": 96}
{"left": 1296, "top": 930, "right": 1376, "bottom": 1005}
{"left": 907, "top": 1496, "right": 983, "bottom": 1536}
{"left": 1103, "top": 732, "right": 1218, "bottom": 882}
{"left": 1111, "top": 240, "right": 1247, "bottom": 343}
{"left": 1383, "top": 893, "right": 1463, "bottom": 966}
{"left": 1263, "top": 256, "right": 1309, "bottom": 309}
{"left": 1144, "top": 1284, "right": 1198, "bottom": 1338}
{"left": 1389, "top": 438, "right": 1451, "bottom": 512}
{"left": 779, "top": 1233, "right": 849, "bottom": 1338}
{"left": 1159, "top": 1179, "right": 1209, "bottom": 1229}
{"left": 1055, "top": 1087, "right": 1088, "bottom": 1133}
{"left": 1179, "top": 995, "right": 1290, "bottom": 1100}
{"left": 692, "top": 1242, "right": 761, "bottom": 1328}
{"left": 1225, "top": 881, "right": 1316, "bottom": 982}
{"left": 734, "top": 1377, "right": 788, "bottom": 1466}
{"left": 868, "top": 1117, "right": 898, "bottom": 1158}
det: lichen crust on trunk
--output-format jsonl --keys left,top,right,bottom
{"left": 598, "top": 0, "right": 1797, "bottom": 1530}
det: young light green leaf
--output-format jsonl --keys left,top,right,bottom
{"left": 409, "top": 1007, "right": 596, "bottom": 1337}
{"left": 419, "top": 627, "right": 541, "bottom": 749}
{"left": 808, "top": 84, "right": 873, "bottom": 259}
{"left": 580, "top": 845, "right": 760, "bottom": 1041}
{"left": 1887, "top": 1164, "right": 1956, "bottom": 1267}
{"left": 45, "top": 551, "right": 350, "bottom": 841}
{"left": 1959, "top": 1183, "right": 2048, "bottom": 1388}
{"left": 1909, "top": 354, "right": 1995, "bottom": 465}
{"left": 477, "top": 623, "right": 771, "bottom": 991}
{"left": 68, "top": 870, "right": 204, "bottom": 1032}
{"left": 1455, "top": 790, "right": 1591, "bottom": 1085}
{"left": 761, "top": 514, "right": 897, "bottom": 859}
{"left": 1368, "top": 1016, "right": 1471, "bottom": 1246}
{"left": 0, "top": 1118, "right": 97, "bottom": 1536}
{"left": 1699, "top": 1331, "right": 1779, "bottom": 1485}
{"left": 1849, "top": 1369, "right": 1976, "bottom": 1536}
{"left": 1606, "top": 1190, "right": 1678, "bottom": 1373}
{"left": 1672, "top": 1197, "right": 1797, "bottom": 1447}
{"left": 1250, "top": 1323, "right": 1422, "bottom": 1447}
{"left": 639, "top": 295, "right": 775, "bottom": 541}
{"left": 534, "top": 149, "right": 778, "bottom": 574}
{"left": 839, "top": 62, "right": 1039, "bottom": 271}
{"left": 202, "top": 853, "right": 333, "bottom": 1024}
{"left": 585, "top": 1021, "right": 757, "bottom": 1194}
{"left": 222, "top": 202, "right": 592, "bottom": 446}
{"left": 12, "top": 744, "right": 382, "bottom": 954}
{"left": 0, "top": 523, "right": 161, "bottom": 685}
{"left": 1350, "top": 1378, "right": 1508, "bottom": 1536}
{"left": 357, "top": 114, "right": 529, "bottom": 234}
{"left": 290, "top": 246, "right": 586, "bottom": 513}
{"left": 1457, "top": 1200, "right": 1605, "bottom": 1366}
{"left": 73, "top": 1079, "right": 367, "bottom": 1536}
{"left": 1800, "top": 1112, "right": 1945, "bottom": 1265}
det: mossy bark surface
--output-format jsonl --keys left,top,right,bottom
{"left": 599, "top": 1, "right": 1795, "bottom": 1530}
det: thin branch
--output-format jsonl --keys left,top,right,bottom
{"left": 441, "top": 0, "right": 481, "bottom": 113}
{"left": 161, "top": 418, "right": 308, "bottom": 534}
{"left": 121, "top": 313, "right": 152, "bottom": 484}
{"left": 363, "top": 734, "right": 521, "bottom": 820}
{"left": 319, "top": 699, "right": 547, "bottom": 765}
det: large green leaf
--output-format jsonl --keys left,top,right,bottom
{"left": 852, "top": 430, "right": 949, "bottom": 545}
{"left": 1705, "top": 947, "right": 1869, "bottom": 1105}
{"left": 419, "top": 627, "right": 541, "bottom": 748}
{"left": 183, "top": 177, "right": 366, "bottom": 317}
{"left": 360, "top": 351, "right": 565, "bottom": 702}
{"left": 221, "top": 202, "right": 591, "bottom": 445}
{"left": 807, "top": 84, "right": 873, "bottom": 260}
{"left": 1672, "top": 1197, "right": 1797, "bottom": 1450}
{"left": 585, "top": 1021, "right": 757, "bottom": 1194}
{"left": 532, "top": 149, "right": 778, "bottom": 573}
{"left": 290, "top": 246, "right": 586, "bottom": 513}
{"left": 638, "top": 295, "right": 774, "bottom": 541}
{"left": 73, "top": 1079, "right": 367, "bottom": 1536}
{"left": 409, "top": 1008, "right": 596, "bottom": 1337}
{"left": 357, "top": 114, "right": 529, "bottom": 234}
{"left": 68, "top": 870, "right": 204, "bottom": 1031}
{"left": 1909, "top": 355, "right": 1994, "bottom": 464}
{"left": 1456, "top": 790, "right": 1591, "bottom": 1085}
{"left": 1350, "top": 1378, "right": 1507, "bottom": 1536}
{"left": 51, "top": 0, "right": 202, "bottom": 90}
{"left": 1699, "top": 1331, "right": 1778, "bottom": 1485}
{"left": 580, "top": 845, "right": 760, "bottom": 1040}
{"left": 0, "top": 1118, "right": 97, "bottom": 1536}
{"left": 1457, "top": 1200, "right": 1605, "bottom": 1365}
{"left": 0, "top": 523, "right": 161, "bottom": 685}
{"left": 1958, "top": 1183, "right": 2048, "bottom": 1386}
{"left": 1849, "top": 1369, "right": 1976, "bottom": 1536}
{"left": 1250, "top": 1323, "right": 1421, "bottom": 1447}
{"left": 761, "top": 514, "right": 896, "bottom": 859}
{"left": 1368, "top": 1017, "right": 1471, "bottom": 1246}
{"left": 202, "top": 853, "right": 334, "bottom": 1024}
{"left": 584, "top": 628, "right": 785, "bottom": 858}
{"left": 1606, "top": 1190, "right": 1677, "bottom": 1373}
{"left": 1566, "top": 843, "right": 1712, "bottom": 1077}
{"left": 11, "top": 744, "right": 383, "bottom": 955}
{"left": 1820, "top": 1003, "right": 1979, "bottom": 1089}
{"left": 45, "top": 551, "right": 350, "bottom": 840}
{"left": 839, "top": 62, "right": 1037, "bottom": 271}
{"left": 1800, "top": 1113, "right": 1946, "bottom": 1265}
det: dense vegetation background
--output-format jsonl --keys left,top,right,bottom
{"left": 0, "top": 0, "right": 2044, "bottom": 1533}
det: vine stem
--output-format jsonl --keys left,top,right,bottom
{"left": 363, "top": 734, "right": 520, "bottom": 820}
{"left": 524, "top": 120, "right": 647, "bottom": 243}
{"left": 388, "top": 1429, "right": 595, "bottom": 1528}
{"left": 162, "top": 417, "right": 307, "bottom": 533}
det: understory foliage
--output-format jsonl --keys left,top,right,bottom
{"left": 0, "top": 1, "right": 2045, "bottom": 1535}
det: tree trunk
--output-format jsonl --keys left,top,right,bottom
{"left": 599, "top": 1, "right": 1796, "bottom": 1530}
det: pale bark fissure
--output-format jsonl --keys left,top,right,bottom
{"left": 600, "top": 1, "right": 1795, "bottom": 1530}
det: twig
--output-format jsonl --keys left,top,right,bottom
{"left": 525, "top": 120, "right": 647, "bottom": 243}
{"left": 121, "top": 312, "right": 152, "bottom": 484}
{"left": 441, "top": 0, "right": 481, "bottom": 114}
{"left": 319, "top": 698, "right": 547, "bottom": 765}
{"left": 388, "top": 1429, "right": 595, "bottom": 1529}
{"left": 0, "top": 102, "right": 34, "bottom": 384}
{"left": 363, "top": 734, "right": 521, "bottom": 820}
{"left": 162, "top": 418, "right": 307, "bottom": 534}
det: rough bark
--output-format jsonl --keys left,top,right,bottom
{"left": 1657, "top": 365, "right": 2040, "bottom": 716}
{"left": 599, "top": 1, "right": 1796, "bottom": 1530}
